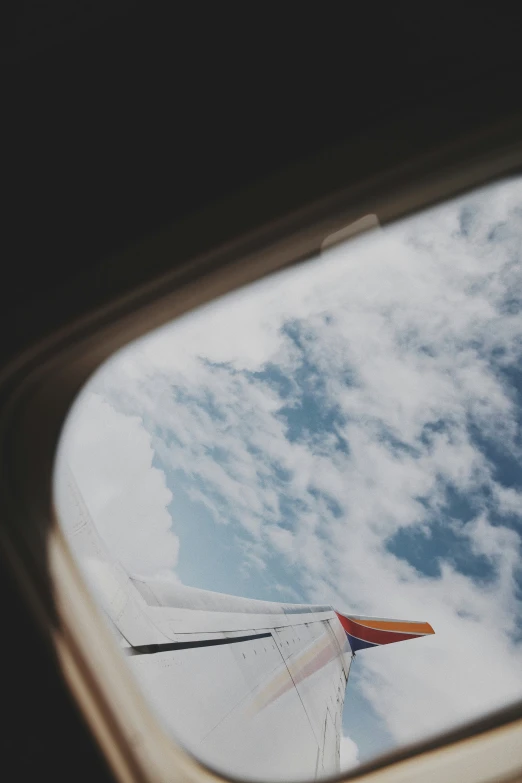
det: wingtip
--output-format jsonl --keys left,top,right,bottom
{"left": 335, "top": 612, "right": 435, "bottom": 650}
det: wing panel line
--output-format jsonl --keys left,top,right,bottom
{"left": 125, "top": 631, "right": 272, "bottom": 656}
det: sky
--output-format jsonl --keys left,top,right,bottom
{"left": 58, "top": 176, "right": 522, "bottom": 772}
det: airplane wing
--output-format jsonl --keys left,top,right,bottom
{"left": 56, "top": 466, "right": 434, "bottom": 780}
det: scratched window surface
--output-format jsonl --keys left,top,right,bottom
{"left": 55, "top": 177, "right": 522, "bottom": 780}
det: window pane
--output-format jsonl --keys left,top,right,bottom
{"left": 55, "top": 176, "right": 522, "bottom": 780}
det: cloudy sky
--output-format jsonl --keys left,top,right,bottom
{"left": 59, "top": 176, "right": 522, "bottom": 770}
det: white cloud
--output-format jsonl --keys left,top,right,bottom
{"left": 265, "top": 526, "right": 295, "bottom": 558}
{"left": 65, "top": 177, "right": 522, "bottom": 759}
{"left": 339, "top": 734, "right": 360, "bottom": 769}
{"left": 60, "top": 393, "right": 179, "bottom": 577}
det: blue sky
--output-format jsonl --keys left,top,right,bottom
{"left": 61, "top": 176, "right": 522, "bottom": 770}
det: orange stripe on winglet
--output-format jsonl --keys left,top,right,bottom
{"left": 351, "top": 618, "right": 434, "bottom": 635}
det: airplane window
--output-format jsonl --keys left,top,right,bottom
{"left": 54, "top": 176, "right": 522, "bottom": 781}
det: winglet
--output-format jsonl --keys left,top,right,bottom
{"left": 335, "top": 612, "right": 435, "bottom": 652}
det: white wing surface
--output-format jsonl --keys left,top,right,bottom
{"left": 56, "top": 466, "right": 433, "bottom": 780}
